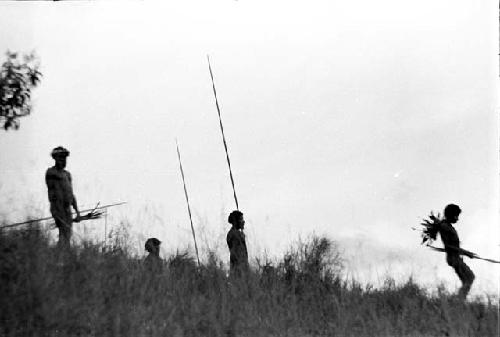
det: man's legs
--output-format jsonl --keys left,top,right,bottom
{"left": 53, "top": 207, "right": 73, "bottom": 250}
{"left": 454, "top": 259, "right": 475, "bottom": 299}
{"left": 57, "top": 221, "right": 72, "bottom": 250}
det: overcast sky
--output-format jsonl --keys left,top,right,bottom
{"left": 0, "top": 0, "right": 498, "bottom": 295}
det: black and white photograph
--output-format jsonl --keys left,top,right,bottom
{"left": 0, "top": 1, "right": 498, "bottom": 336}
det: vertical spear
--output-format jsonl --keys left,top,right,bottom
{"left": 175, "top": 138, "right": 201, "bottom": 267}
{"left": 207, "top": 55, "right": 239, "bottom": 210}
{"left": 104, "top": 209, "right": 108, "bottom": 247}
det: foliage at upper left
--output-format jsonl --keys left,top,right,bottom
{"left": 0, "top": 51, "right": 42, "bottom": 130}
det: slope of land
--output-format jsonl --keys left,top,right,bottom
{"left": 0, "top": 226, "right": 497, "bottom": 337}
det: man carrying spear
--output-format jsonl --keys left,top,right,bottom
{"left": 438, "top": 204, "right": 476, "bottom": 299}
{"left": 421, "top": 204, "right": 475, "bottom": 299}
{"left": 207, "top": 56, "right": 249, "bottom": 279}
{"left": 45, "top": 146, "right": 81, "bottom": 249}
{"left": 226, "top": 210, "right": 249, "bottom": 278}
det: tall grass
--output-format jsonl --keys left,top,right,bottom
{"left": 0, "top": 226, "right": 497, "bottom": 337}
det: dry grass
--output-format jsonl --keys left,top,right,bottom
{"left": 0, "top": 226, "right": 497, "bottom": 337}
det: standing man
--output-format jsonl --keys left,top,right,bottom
{"left": 226, "top": 210, "right": 249, "bottom": 277}
{"left": 144, "top": 238, "right": 163, "bottom": 271}
{"left": 438, "top": 204, "right": 476, "bottom": 299}
{"left": 45, "top": 146, "right": 81, "bottom": 249}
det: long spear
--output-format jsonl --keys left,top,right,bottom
{"left": 1, "top": 201, "right": 127, "bottom": 229}
{"left": 412, "top": 226, "right": 500, "bottom": 264}
{"left": 207, "top": 55, "right": 239, "bottom": 210}
{"left": 427, "top": 245, "right": 500, "bottom": 264}
{"left": 175, "top": 139, "right": 201, "bottom": 267}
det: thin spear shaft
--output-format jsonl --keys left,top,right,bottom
{"left": 104, "top": 209, "right": 108, "bottom": 247}
{"left": 176, "top": 139, "right": 201, "bottom": 267}
{"left": 427, "top": 245, "right": 500, "bottom": 264}
{"left": 207, "top": 55, "right": 239, "bottom": 210}
{"left": 1, "top": 202, "right": 127, "bottom": 229}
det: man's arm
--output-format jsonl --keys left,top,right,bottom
{"left": 227, "top": 231, "right": 233, "bottom": 250}
{"left": 72, "top": 197, "right": 81, "bottom": 222}
{"left": 444, "top": 244, "right": 477, "bottom": 258}
{"left": 458, "top": 247, "right": 477, "bottom": 258}
{"left": 68, "top": 172, "right": 81, "bottom": 221}
{"left": 45, "top": 169, "right": 57, "bottom": 202}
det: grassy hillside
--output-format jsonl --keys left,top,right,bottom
{"left": 0, "top": 226, "right": 497, "bottom": 337}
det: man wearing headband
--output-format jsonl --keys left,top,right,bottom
{"left": 45, "top": 146, "right": 81, "bottom": 249}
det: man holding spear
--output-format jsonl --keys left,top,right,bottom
{"left": 207, "top": 56, "right": 249, "bottom": 277}
{"left": 45, "top": 146, "right": 81, "bottom": 249}
{"left": 226, "top": 210, "right": 249, "bottom": 278}
{"left": 438, "top": 204, "right": 476, "bottom": 299}
{"left": 420, "top": 204, "right": 476, "bottom": 299}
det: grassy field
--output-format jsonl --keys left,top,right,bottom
{"left": 0, "top": 225, "right": 498, "bottom": 337}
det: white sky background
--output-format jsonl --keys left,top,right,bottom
{"left": 0, "top": 0, "right": 498, "bottom": 295}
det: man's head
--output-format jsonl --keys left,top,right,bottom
{"left": 444, "top": 204, "right": 461, "bottom": 223}
{"left": 228, "top": 210, "right": 245, "bottom": 230}
{"left": 145, "top": 238, "right": 161, "bottom": 255}
{"left": 51, "top": 146, "right": 70, "bottom": 169}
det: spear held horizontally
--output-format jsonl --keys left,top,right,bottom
{"left": 426, "top": 245, "right": 500, "bottom": 264}
{"left": 414, "top": 212, "right": 500, "bottom": 264}
{"left": 1, "top": 201, "right": 127, "bottom": 229}
{"left": 176, "top": 139, "right": 201, "bottom": 267}
{"left": 207, "top": 55, "right": 239, "bottom": 210}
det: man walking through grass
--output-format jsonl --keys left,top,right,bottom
{"left": 226, "top": 210, "right": 249, "bottom": 278}
{"left": 438, "top": 204, "right": 476, "bottom": 299}
{"left": 45, "top": 146, "right": 81, "bottom": 249}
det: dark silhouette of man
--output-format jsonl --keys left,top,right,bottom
{"left": 438, "top": 204, "right": 475, "bottom": 299}
{"left": 144, "top": 238, "right": 162, "bottom": 271}
{"left": 226, "top": 210, "right": 249, "bottom": 277}
{"left": 45, "top": 146, "right": 81, "bottom": 249}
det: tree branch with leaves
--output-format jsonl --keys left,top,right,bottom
{"left": 0, "top": 51, "right": 42, "bottom": 130}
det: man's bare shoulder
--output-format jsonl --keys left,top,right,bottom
{"left": 439, "top": 221, "right": 459, "bottom": 241}
{"left": 46, "top": 167, "right": 70, "bottom": 180}
{"left": 46, "top": 166, "right": 58, "bottom": 178}
{"left": 227, "top": 227, "right": 239, "bottom": 240}
{"left": 439, "top": 221, "right": 454, "bottom": 232}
